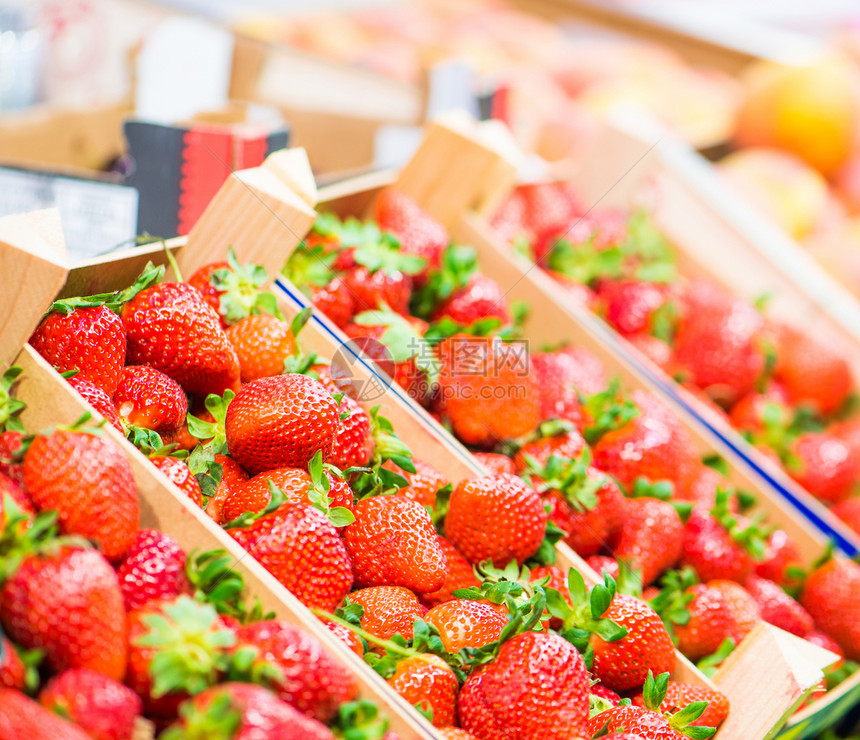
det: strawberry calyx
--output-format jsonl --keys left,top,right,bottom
{"left": 647, "top": 568, "right": 698, "bottom": 641}
{"left": 185, "top": 445, "right": 224, "bottom": 501}
{"left": 0, "top": 367, "right": 25, "bottom": 434}
{"left": 642, "top": 671, "right": 716, "bottom": 739}
{"left": 135, "top": 595, "right": 237, "bottom": 698}
{"left": 186, "top": 549, "right": 274, "bottom": 625}
{"left": 331, "top": 700, "right": 392, "bottom": 740}
{"left": 581, "top": 380, "right": 640, "bottom": 445}
{"left": 351, "top": 228, "right": 426, "bottom": 278}
{"left": 423, "top": 316, "right": 511, "bottom": 344}
{"left": 307, "top": 451, "right": 356, "bottom": 527}
{"left": 589, "top": 692, "right": 617, "bottom": 718}
{"left": 709, "top": 489, "right": 768, "bottom": 561}
{"left": 283, "top": 240, "right": 342, "bottom": 293}
{"left": 521, "top": 450, "right": 605, "bottom": 513}
{"left": 410, "top": 244, "right": 478, "bottom": 319}
{"left": 351, "top": 408, "right": 415, "bottom": 499}
{"left": 187, "top": 390, "right": 234, "bottom": 454}
{"left": 455, "top": 560, "right": 546, "bottom": 612}
{"left": 210, "top": 247, "right": 282, "bottom": 326}
{"left": 160, "top": 693, "right": 242, "bottom": 740}
{"left": 630, "top": 477, "right": 674, "bottom": 501}
{"left": 0, "top": 508, "right": 64, "bottom": 583}
{"left": 649, "top": 300, "right": 679, "bottom": 344}
{"left": 46, "top": 262, "right": 164, "bottom": 316}
{"left": 544, "top": 235, "right": 624, "bottom": 287}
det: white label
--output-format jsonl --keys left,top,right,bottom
{"left": 0, "top": 168, "right": 139, "bottom": 263}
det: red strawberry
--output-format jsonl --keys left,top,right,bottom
{"left": 66, "top": 376, "right": 123, "bottom": 432}
{"left": 236, "top": 620, "right": 358, "bottom": 722}
{"left": 345, "top": 266, "right": 412, "bottom": 315}
{"left": 387, "top": 654, "right": 459, "bottom": 727}
{"left": 322, "top": 619, "right": 364, "bottom": 656}
{"left": 0, "top": 635, "right": 25, "bottom": 690}
{"left": 228, "top": 503, "right": 353, "bottom": 612}
{"left": 612, "top": 498, "right": 684, "bottom": 586}
{"left": 349, "top": 586, "right": 427, "bottom": 645}
{"left": 432, "top": 275, "right": 511, "bottom": 326}
{"left": 0, "top": 471, "right": 34, "bottom": 525}
{"left": 374, "top": 187, "right": 449, "bottom": 277}
{"left": 0, "top": 689, "right": 92, "bottom": 740}
{"left": 444, "top": 474, "right": 547, "bottom": 567}
{"left": 151, "top": 456, "right": 204, "bottom": 508}
{"left": 512, "top": 429, "right": 586, "bottom": 472}
{"left": 225, "top": 374, "right": 339, "bottom": 475}
{"left": 114, "top": 365, "right": 188, "bottom": 436}
{"left": 472, "top": 452, "right": 516, "bottom": 476}
{"left": 39, "top": 668, "right": 142, "bottom": 740}
{"left": 226, "top": 314, "right": 298, "bottom": 383}
{"left": 187, "top": 260, "right": 230, "bottom": 326}
{"left": 115, "top": 528, "right": 189, "bottom": 612}
{"left": 0, "top": 431, "right": 24, "bottom": 488}
{"left": 23, "top": 430, "right": 139, "bottom": 560}
{"left": 755, "top": 529, "right": 804, "bottom": 586}
{"left": 708, "top": 579, "right": 762, "bottom": 643}
{"left": 30, "top": 304, "right": 126, "bottom": 395}
{"left": 587, "top": 555, "right": 621, "bottom": 581}
{"left": 436, "top": 335, "right": 541, "bottom": 448}
{"left": 669, "top": 583, "right": 737, "bottom": 660}
{"left": 344, "top": 495, "right": 446, "bottom": 593}
{"left": 121, "top": 282, "right": 241, "bottom": 396}
{"left": 625, "top": 332, "right": 674, "bottom": 372}
{"left": 161, "top": 682, "right": 335, "bottom": 740}
{"left": 382, "top": 459, "right": 449, "bottom": 510}
{"left": 590, "top": 682, "right": 622, "bottom": 707}
{"left": 728, "top": 387, "right": 791, "bottom": 437}
{"left": 515, "top": 182, "right": 581, "bottom": 245}
{"left": 786, "top": 432, "right": 858, "bottom": 504}
{"left": 425, "top": 599, "right": 508, "bottom": 652}
{"left": 420, "top": 536, "right": 480, "bottom": 608}
{"left": 331, "top": 394, "right": 374, "bottom": 469}
{"left": 801, "top": 556, "right": 860, "bottom": 659}
{"left": 832, "top": 498, "right": 860, "bottom": 536}
{"left": 311, "top": 277, "right": 354, "bottom": 329}
{"left": 437, "top": 729, "right": 482, "bottom": 740}
{"left": 632, "top": 681, "right": 730, "bottom": 729}
{"left": 204, "top": 454, "right": 249, "bottom": 525}
{"left": 458, "top": 631, "right": 590, "bottom": 740}
{"left": 533, "top": 347, "right": 607, "bottom": 425}
{"left": 745, "top": 575, "right": 813, "bottom": 636}
{"left": 2, "top": 546, "right": 127, "bottom": 680}
{"left": 599, "top": 280, "right": 668, "bottom": 336}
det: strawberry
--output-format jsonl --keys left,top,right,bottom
{"left": 774, "top": 325, "right": 853, "bottom": 415}
{"left": 437, "top": 729, "right": 482, "bottom": 740}
{"left": 587, "top": 555, "right": 621, "bottom": 581}
{"left": 151, "top": 456, "right": 204, "bottom": 507}
{"left": 313, "top": 277, "right": 355, "bottom": 330}
{"left": 0, "top": 471, "right": 33, "bottom": 525}
{"left": 675, "top": 465, "right": 733, "bottom": 510}
{"left": 343, "top": 495, "right": 446, "bottom": 593}
{"left": 513, "top": 429, "right": 587, "bottom": 472}
{"left": 420, "top": 536, "right": 480, "bottom": 608}
{"left": 458, "top": 631, "right": 590, "bottom": 740}
{"left": 387, "top": 654, "right": 459, "bottom": 727}
{"left": 436, "top": 335, "right": 541, "bottom": 448}
{"left": 235, "top": 620, "right": 358, "bottom": 721}
{"left": 0, "top": 635, "right": 26, "bottom": 690}
{"left": 432, "top": 275, "right": 511, "bottom": 326}
{"left": 755, "top": 529, "right": 804, "bottom": 587}
{"left": 0, "top": 689, "right": 92, "bottom": 740}
{"left": 832, "top": 497, "right": 860, "bottom": 535}
{"left": 1, "top": 545, "right": 127, "bottom": 680}
{"left": 532, "top": 347, "right": 607, "bottom": 426}
{"left": 115, "top": 528, "right": 189, "bottom": 612}
{"left": 728, "top": 388, "right": 792, "bottom": 438}
{"left": 121, "top": 282, "right": 241, "bottom": 397}
{"left": 657, "top": 581, "right": 737, "bottom": 661}
{"left": 745, "top": 575, "right": 813, "bottom": 636}
{"left": 374, "top": 188, "right": 449, "bottom": 277}
{"left": 23, "top": 429, "right": 139, "bottom": 561}
{"left": 472, "top": 452, "right": 515, "bottom": 476}
{"left": 225, "top": 374, "right": 339, "bottom": 475}
{"left": 514, "top": 182, "right": 581, "bottom": 245}
{"left": 626, "top": 332, "right": 674, "bottom": 371}
{"left": 801, "top": 556, "right": 860, "bottom": 659}
{"left": 204, "top": 454, "right": 249, "bottom": 525}
{"left": 187, "top": 260, "right": 230, "bottom": 326}
{"left": 331, "top": 394, "right": 374, "bottom": 469}
{"left": 226, "top": 314, "right": 298, "bottom": 383}
{"left": 349, "top": 586, "right": 427, "bottom": 645}
{"left": 66, "top": 376, "right": 123, "bottom": 432}
{"left": 0, "top": 431, "right": 25, "bottom": 488}
{"left": 38, "top": 668, "right": 142, "bottom": 740}
{"left": 673, "top": 290, "right": 765, "bottom": 406}
{"left": 228, "top": 502, "right": 353, "bottom": 612}
{"left": 30, "top": 304, "right": 126, "bottom": 395}
{"left": 599, "top": 280, "right": 668, "bottom": 336}
{"left": 381, "top": 459, "right": 449, "bottom": 509}
{"left": 283, "top": 241, "right": 354, "bottom": 329}
{"left": 444, "top": 474, "right": 547, "bottom": 567}
{"left": 590, "top": 683, "right": 622, "bottom": 706}
{"left": 785, "top": 432, "right": 858, "bottom": 504}
{"left": 161, "top": 682, "right": 336, "bottom": 740}
{"left": 632, "top": 681, "right": 729, "bottom": 729}
{"left": 612, "top": 498, "right": 684, "bottom": 586}
{"left": 345, "top": 267, "right": 413, "bottom": 316}
{"left": 425, "top": 599, "right": 508, "bottom": 652}
{"left": 322, "top": 619, "right": 364, "bottom": 656}
{"left": 708, "top": 579, "right": 761, "bottom": 643}
{"left": 114, "top": 365, "right": 188, "bottom": 437}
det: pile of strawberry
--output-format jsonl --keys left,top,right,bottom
{"left": 490, "top": 181, "right": 860, "bottom": 540}
{"left": 282, "top": 188, "right": 860, "bottom": 714}
{"left": 0, "top": 374, "right": 397, "bottom": 740}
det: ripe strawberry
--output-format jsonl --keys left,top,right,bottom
{"left": 436, "top": 335, "right": 541, "bottom": 448}
{"left": 612, "top": 498, "right": 684, "bottom": 586}
{"left": 228, "top": 503, "right": 353, "bottom": 611}
{"left": 225, "top": 374, "right": 339, "bottom": 475}
{"left": 668, "top": 583, "right": 737, "bottom": 660}
{"left": 0, "top": 689, "right": 92, "bottom": 740}
{"left": 420, "top": 536, "right": 480, "bottom": 608}
{"left": 625, "top": 332, "right": 674, "bottom": 371}
{"left": 786, "top": 432, "right": 858, "bottom": 504}
{"left": 673, "top": 292, "right": 765, "bottom": 406}
{"left": 0, "top": 471, "right": 33, "bottom": 523}
{"left": 458, "top": 631, "right": 590, "bottom": 740}
{"left": 204, "top": 454, "right": 249, "bottom": 525}
{"left": 349, "top": 586, "right": 427, "bottom": 645}
{"left": 801, "top": 557, "right": 860, "bottom": 659}
{"left": 745, "top": 575, "right": 813, "bottom": 636}
{"left": 708, "top": 579, "right": 761, "bottom": 642}
{"left": 387, "top": 654, "right": 459, "bottom": 727}
{"left": 345, "top": 266, "right": 412, "bottom": 315}
{"left": 30, "top": 304, "right": 126, "bottom": 395}
{"left": 513, "top": 429, "right": 587, "bottom": 472}
{"left": 121, "top": 282, "right": 241, "bottom": 396}
{"left": 161, "top": 682, "right": 336, "bottom": 740}
{"left": 331, "top": 394, "right": 374, "bottom": 469}
{"left": 432, "top": 275, "right": 511, "bottom": 326}
{"left": 39, "top": 668, "right": 142, "bottom": 740}
{"left": 236, "top": 620, "right": 358, "bottom": 721}
{"left": 187, "top": 260, "right": 230, "bottom": 326}
{"left": 436, "top": 729, "right": 482, "bottom": 740}
{"left": 23, "top": 430, "right": 139, "bottom": 560}
{"left": 833, "top": 418, "right": 860, "bottom": 457}
{"left": 515, "top": 182, "right": 581, "bottom": 245}
{"left": 0, "top": 431, "right": 24, "bottom": 488}
{"left": 587, "top": 555, "right": 621, "bottom": 581}
{"left": 774, "top": 325, "right": 853, "bottom": 415}
{"left": 344, "top": 495, "right": 446, "bottom": 593}
{"left": 590, "top": 682, "right": 622, "bottom": 706}
{"left": 832, "top": 497, "right": 860, "bottom": 535}
{"left": 151, "top": 456, "right": 204, "bottom": 508}
{"left": 115, "top": 528, "right": 189, "bottom": 612}
{"left": 114, "top": 365, "right": 188, "bottom": 436}
{"left": 531, "top": 348, "right": 606, "bottom": 427}
{"left": 675, "top": 465, "right": 734, "bottom": 510}
{"left": 599, "top": 280, "right": 668, "bottom": 336}
{"left": 311, "top": 277, "right": 355, "bottom": 329}
{"left": 66, "top": 376, "right": 123, "bottom": 431}
{"left": 755, "top": 529, "right": 804, "bottom": 586}
{"left": 322, "top": 619, "right": 364, "bottom": 656}
{"left": 632, "top": 681, "right": 729, "bottom": 729}
{"left": 472, "top": 452, "right": 515, "bottom": 476}
{"left": 444, "top": 474, "right": 547, "bottom": 567}
{"left": 0, "top": 635, "right": 25, "bottom": 690}
{"left": 728, "top": 386, "right": 791, "bottom": 437}
{"left": 425, "top": 599, "right": 508, "bottom": 652}
{"left": 591, "top": 594, "right": 676, "bottom": 692}
{"left": 374, "top": 188, "right": 449, "bottom": 277}
{"left": 381, "top": 459, "right": 448, "bottom": 510}
{"left": 226, "top": 314, "right": 298, "bottom": 383}
{"left": 2, "top": 546, "right": 127, "bottom": 679}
